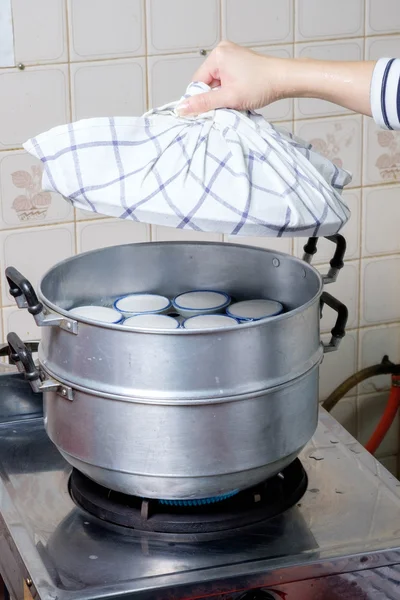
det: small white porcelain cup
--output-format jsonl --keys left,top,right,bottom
{"left": 122, "top": 314, "right": 180, "bottom": 330}
{"left": 226, "top": 299, "right": 283, "bottom": 322}
{"left": 69, "top": 305, "right": 123, "bottom": 324}
{"left": 182, "top": 314, "right": 239, "bottom": 330}
{"left": 114, "top": 293, "right": 171, "bottom": 318}
{"left": 172, "top": 290, "right": 231, "bottom": 318}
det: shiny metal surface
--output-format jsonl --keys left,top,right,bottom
{"left": 0, "top": 386, "right": 400, "bottom": 600}
{"left": 44, "top": 364, "right": 319, "bottom": 498}
{"left": 13, "top": 242, "right": 336, "bottom": 498}
{"left": 36, "top": 242, "right": 325, "bottom": 398}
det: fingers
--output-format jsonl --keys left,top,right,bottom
{"left": 177, "top": 89, "right": 233, "bottom": 116}
{"left": 192, "top": 49, "right": 220, "bottom": 85}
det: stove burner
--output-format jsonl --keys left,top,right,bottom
{"left": 69, "top": 459, "right": 307, "bottom": 535}
{"left": 159, "top": 489, "right": 239, "bottom": 506}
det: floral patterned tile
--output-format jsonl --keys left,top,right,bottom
{"left": 0, "top": 150, "right": 73, "bottom": 228}
{"left": 363, "top": 119, "right": 400, "bottom": 185}
{"left": 295, "top": 116, "right": 362, "bottom": 188}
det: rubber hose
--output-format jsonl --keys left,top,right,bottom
{"left": 322, "top": 355, "right": 400, "bottom": 413}
{"left": 365, "top": 375, "right": 400, "bottom": 454}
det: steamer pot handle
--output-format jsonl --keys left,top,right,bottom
{"left": 7, "top": 332, "right": 42, "bottom": 392}
{"left": 6, "top": 333, "right": 73, "bottom": 399}
{"left": 5, "top": 267, "right": 44, "bottom": 315}
{"left": 5, "top": 267, "right": 78, "bottom": 333}
{"left": 320, "top": 292, "right": 348, "bottom": 353}
{"left": 0, "top": 340, "right": 39, "bottom": 359}
{"left": 302, "top": 234, "right": 346, "bottom": 284}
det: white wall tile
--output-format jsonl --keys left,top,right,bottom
{"left": 295, "top": 0, "right": 364, "bottom": 41}
{"left": 362, "top": 185, "right": 400, "bottom": 257}
{"left": 358, "top": 324, "right": 400, "bottom": 394}
{"left": 363, "top": 118, "right": 400, "bottom": 186}
{"left": 12, "top": 0, "right": 67, "bottom": 64}
{"left": 295, "top": 116, "right": 362, "bottom": 188}
{"left": 224, "top": 235, "right": 292, "bottom": 255}
{"left": 2, "top": 306, "right": 41, "bottom": 342}
{"left": 147, "top": 0, "right": 220, "bottom": 54}
{"left": 318, "top": 261, "right": 359, "bottom": 332}
{"left": 77, "top": 219, "right": 149, "bottom": 253}
{"left": 330, "top": 396, "right": 358, "bottom": 438}
{"left": 71, "top": 58, "right": 146, "bottom": 120}
{"left": 366, "top": 0, "right": 400, "bottom": 35}
{"left": 222, "top": 0, "right": 293, "bottom": 46}
{"left": 319, "top": 330, "right": 358, "bottom": 401}
{"left": 68, "top": 0, "right": 145, "bottom": 61}
{"left": 0, "top": 65, "right": 69, "bottom": 149}
{"left": 0, "top": 0, "right": 14, "bottom": 68}
{"left": 148, "top": 53, "right": 204, "bottom": 108}
{"left": 358, "top": 391, "right": 399, "bottom": 458}
{"left": 75, "top": 208, "right": 107, "bottom": 221}
{"left": 1, "top": 224, "right": 75, "bottom": 306}
{"left": 365, "top": 35, "right": 400, "bottom": 60}
{"left": 295, "top": 39, "right": 363, "bottom": 119}
{"left": 0, "top": 150, "right": 73, "bottom": 228}
{"left": 294, "top": 189, "right": 361, "bottom": 263}
{"left": 275, "top": 121, "right": 294, "bottom": 135}
{"left": 152, "top": 226, "right": 222, "bottom": 242}
{"left": 361, "top": 256, "right": 400, "bottom": 325}
{"left": 252, "top": 46, "right": 293, "bottom": 122}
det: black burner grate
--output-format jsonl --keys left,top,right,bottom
{"left": 69, "top": 459, "right": 307, "bottom": 535}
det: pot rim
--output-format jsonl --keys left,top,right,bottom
{"left": 38, "top": 241, "right": 323, "bottom": 335}
{"left": 40, "top": 347, "right": 323, "bottom": 405}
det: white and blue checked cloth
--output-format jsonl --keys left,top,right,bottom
{"left": 24, "top": 82, "right": 351, "bottom": 237}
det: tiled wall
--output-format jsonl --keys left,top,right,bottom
{"left": 1, "top": 0, "right": 400, "bottom": 474}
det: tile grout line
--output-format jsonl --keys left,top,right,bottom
{"left": 143, "top": 0, "right": 154, "bottom": 244}
{"left": 1, "top": 30, "right": 399, "bottom": 71}
{"left": 64, "top": 0, "right": 79, "bottom": 257}
{"left": 1, "top": 217, "right": 400, "bottom": 261}
{"left": 356, "top": 107, "right": 365, "bottom": 430}
{"left": 143, "top": 0, "right": 150, "bottom": 111}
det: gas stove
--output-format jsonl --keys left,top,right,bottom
{"left": 1, "top": 372, "right": 400, "bottom": 600}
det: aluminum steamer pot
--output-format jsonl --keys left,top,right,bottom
{"left": 6, "top": 236, "right": 348, "bottom": 500}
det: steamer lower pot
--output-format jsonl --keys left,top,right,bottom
{"left": 5, "top": 236, "right": 348, "bottom": 500}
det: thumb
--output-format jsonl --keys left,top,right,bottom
{"left": 176, "top": 89, "right": 232, "bottom": 116}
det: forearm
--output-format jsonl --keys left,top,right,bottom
{"left": 281, "top": 59, "right": 376, "bottom": 117}
{"left": 181, "top": 42, "right": 400, "bottom": 129}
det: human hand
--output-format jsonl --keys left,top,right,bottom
{"left": 177, "top": 41, "right": 375, "bottom": 120}
{"left": 177, "top": 41, "right": 290, "bottom": 116}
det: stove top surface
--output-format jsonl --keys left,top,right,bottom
{"left": 1, "top": 374, "right": 400, "bottom": 600}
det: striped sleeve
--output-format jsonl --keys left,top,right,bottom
{"left": 371, "top": 57, "right": 400, "bottom": 130}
